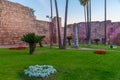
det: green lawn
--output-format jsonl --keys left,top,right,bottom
{"left": 0, "top": 46, "right": 120, "bottom": 80}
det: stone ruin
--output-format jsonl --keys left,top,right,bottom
{"left": 67, "top": 21, "right": 120, "bottom": 45}
{"left": 0, "top": 0, "right": 120, "bottom": 45}
{"left": 0, "top": 0, "right": 62, "bottom": 45}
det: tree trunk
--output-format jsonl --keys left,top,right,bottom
{"left": 29, "top": 43, "right": 36, "bottom": 54}
{"left": 84, "top": 6, "right": 87, "bottom": 42}
{"left": 86, "top": 0, "right": 91, "bottom": 46}
{"left": 39, "top": 42, "right": 43, "bottom": 47}
{"left": 68, "top": 39, "right": 71, "bottom": 46}
{"left": 63, "top": 0, "right": 69, "bottom": 49}
{"left": 50, "top": 0, "right": 53, "bottom": 48}
{"left": 54, "top": 0, "right": 62, "bottom": 49}
{"left": 89, "top": 0, "right": 91, "bottom": 45}
{"left": 104, "top": 0, "right": 107, "bottom": 44}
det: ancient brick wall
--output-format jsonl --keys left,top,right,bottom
{"left": 34, "top": 17, "right": 62, "bottom": 44}
{"left": 0, "top": 0, "right": 62, "bottom": 45}
{"left": 35, "top": 20, "right": 50, "bottom": 44}
{"left": 52, "top": 17, "right": 62, "bottom": 43}
{"left": 67, "top": 20, "right": 120, "bottom": 45}
{"left": 1, "top": 0, "right": 120, "bottom": 45}
{"left": 0, "top": 0, "right": 37, "bottom": 45}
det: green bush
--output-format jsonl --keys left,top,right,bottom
{"left": 67, "top": 36, "right": 72, "bottom": 46}
{"left": 94, "top": 38, "right": 100, "bottom": 45}
{"left": 22, "top": 33, "right": 41, "bottom": 54}
{"left": 67, "top": 36, "right": 72, "bottom": 40}
{"left": 39, "top": 36, "right": 45, "bottom": 47}
{"left": 22, "top": 33, "right": 40, "bottom": 43}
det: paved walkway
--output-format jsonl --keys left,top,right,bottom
{"left": 0, "top": 45, "right": 16, "bottom": 48}
{"left": 0, "top": 45, "right": 27, "bottom": 48}
{"left": 0, "top": 45, "right": 120, "bottom": 52}
{"left": 67, "top": 47, "right": 120, "bottom": 52}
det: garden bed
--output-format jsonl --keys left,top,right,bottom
{"left": 9, "top": 46, "right": 27, "bottom": 50}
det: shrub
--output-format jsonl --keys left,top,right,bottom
{"left": 22, "top": 33, "right": 40, "bottom": 43}
{"left": 39, "top": 36, "right": 45, "bottom": 47}
{"left": 94, "top": 50, "right": 106, "bottom": 54}
{"left": 94, "top": 38, "right": 100, "bottom": 45}
{"left": 67, "top": 36, "right": 72, "bottom": 46}
{"left": 22, "top": 33, "right": 40, "bottom": 54}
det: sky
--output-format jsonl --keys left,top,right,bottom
{"left": 8, "top": 0, "right": 120, "bottom": 25}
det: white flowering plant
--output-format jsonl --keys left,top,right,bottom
{"left": 24, "top": 65, "right": 57, "bottom": 79}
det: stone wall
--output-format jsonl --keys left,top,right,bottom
{"left": 35, "top": 20, "right": 50, "bottom": 44}
{"left": 52, "top": 17, "right": 62, "bottom": 43}
{"left": 0, "top": 0, "right": 62, "bottom": 45}
{"left": 35, "top": 17, "right": 62, "bottom": 44}
{"left": 0, "top": 0, "right": 37, "bottom": 45}
{"left": 67, "top": 20, "right": 120, "bottom": 45}
{"left": 1, "top": 0, "right": 120, "bottom": 45}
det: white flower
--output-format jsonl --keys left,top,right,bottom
{"left": 24, "top": 65, "right": 57, "bottom": 78}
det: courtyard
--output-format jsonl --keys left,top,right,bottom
{"left": 1, "top": 0, "right": 120, "bottom": 80}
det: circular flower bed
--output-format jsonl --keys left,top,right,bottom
{"left": 24, "top": 65, "right": 57, "bottom": 78}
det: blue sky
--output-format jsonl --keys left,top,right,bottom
{"left": 8, "top": 0, "right": 120, "bottom": 25}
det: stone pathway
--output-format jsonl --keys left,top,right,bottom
{"left": 0, "top": 45, "right": 120, "bottom": 52}
{"left": 67, "top": 47, "right": 120, "bottom": 52}
{"left": 0, "top": 45, "right": 16, "bottom": 48}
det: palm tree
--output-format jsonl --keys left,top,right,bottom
{"left": 79, "top": 0, "right": 91, "bottom": 45}
{"left": 63, "top": 0, "right": 69, "bottom": 49}
{"left": 54, "top": 0, "right": 62, "bottom": 49}
{"left": 104, "top": 0, "right": 107, "bottom": 44}
{"left": 79, "top": 0, "right": 88, "bottom": 36}
{"left": 22, "top": 33, "right": 40, "bottom": 54}
{"left": 87, "top": 0, "right": 91, "bottom": 45}
{"left": 50, "top": 0, "right": 53, "bottom": 48}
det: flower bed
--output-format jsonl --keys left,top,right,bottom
{"left": 9, "top": 46, "right": 26, "bottom": 50}
{"left": 94, "top": 50, "right": 106, "bottom": 54}
{"left": 24, "top": 65, "right": 57, "bottom": 78}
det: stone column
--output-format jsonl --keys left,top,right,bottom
{"left": 73, "top": 23, "right": 79, "bottom": 48}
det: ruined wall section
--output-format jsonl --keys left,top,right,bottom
{"left": 0, "top": 0, "right": 37, "bottom": 45}
{"left": 67, "top": 20, "right": 120, "bottom": 44}
{"left": 52, "top": 17, "right": 62, "bottom": 43}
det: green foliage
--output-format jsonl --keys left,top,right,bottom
{"left": 39, "top": 36, "right": 45, "bottom": 42}
{"left": 94, "top": 38, "right": 100, "bottom": 44}
{"left": 67, "top": 36, "right": 72, "bottom": 40}
{"left": 22, "top": 33, "right": 40, "bottom": 43}
{"left": 79, "top": 0, "right": 89, "bottom": 6}
{"left": 39, "top": 36, "right": 45, "bottom": 47}
{"left": 29, "top": 8, "right": 35, "bottom": 18}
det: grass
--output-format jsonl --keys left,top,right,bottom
{"left": 0, "top": 46, "right": 120, "bottom": 80}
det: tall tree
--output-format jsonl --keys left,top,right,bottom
{"left": 50, "top": 0, "right": 53, "bottom": 48}
{"left": 87, "top": 0, "right": 91, "bottom": 45}
{"left": 79, "top": 0, "right": 88, "bottom": 39}
{"left": 104, "top": 0, "right": 107, "bottom": 44}
{"left": 79, "top": 0, "right": 91, "bottom": 45}
{"left": 63, "top": 0, "right": 69, "bottom": 49}
{"left": 54, "top": 0, "right": 62, "bottom": 49}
